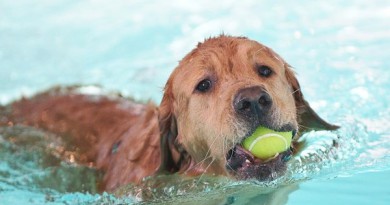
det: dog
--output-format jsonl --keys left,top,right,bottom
{"left": 0, "top": 35, "right": 338, "bottom": 192}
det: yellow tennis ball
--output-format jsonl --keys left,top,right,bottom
{"left": 242, "top": 126, "right": 293, "bottom": 160}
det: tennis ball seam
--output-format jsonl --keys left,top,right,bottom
{"left": 247, "top": 133, "right": 288, "bottom": 152}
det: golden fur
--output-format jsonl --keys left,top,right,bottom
{"left": 0, "top": 35, "right": 338, "bottom": 191}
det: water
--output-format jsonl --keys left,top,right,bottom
{"left": 0, "top": 0, "right": 389, "bottom": 204}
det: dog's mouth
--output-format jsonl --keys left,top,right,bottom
{"left": 225, "top": 127, "right": 296, "bottom": 182}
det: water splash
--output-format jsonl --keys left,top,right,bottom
{"left": 1, "top": 115, "right": 389, "bottom": 204}
{"left": 287, "top": 116, "right": 389, "bottom": 181}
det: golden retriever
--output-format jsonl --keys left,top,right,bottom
{"left": 0, "top": 35, "right": 338, "bottom": 191}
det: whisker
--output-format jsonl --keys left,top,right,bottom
{"left": 298, "top": 123, "right": 311, "bottom": 130}
{"left": 191, "top": 156, "right": 213, "bottom": 171}
{"left": 195, "top": 157, "right": 215, "bottom": 186}
{"left": 291, "top": 88, "right": 301, "bottom": 95}
{"left": 295, "top": 105, "right": 308, "bottom": 109}
{"left": 186, "top": 126, "right": 220, "bottom": 173}
{"left": 254, "top": 47, "right": 267, "bottom": 56}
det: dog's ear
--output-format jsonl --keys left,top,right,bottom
{"left": 158, "top": 79, "right": 190, "bottom": 173}
{"left": 285, "top": 65, "right": 339, "bottom": 134}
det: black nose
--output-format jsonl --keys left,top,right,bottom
{"left": 234, "top": 86, "right": 272, "bottom": 119}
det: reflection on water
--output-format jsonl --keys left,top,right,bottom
{"left": 116, "top": 175, "right": 299, "bottom": 205}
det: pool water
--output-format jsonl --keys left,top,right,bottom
{"left": 0, "top": 0, "right": 389, "bottom": 204}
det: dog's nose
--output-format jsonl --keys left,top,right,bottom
{"left": 234, "top": 86, "right": 272, "bottom": 119}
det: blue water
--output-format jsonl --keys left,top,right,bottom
{"left": 0, "top": 0, "right": 389, "bottom": 204}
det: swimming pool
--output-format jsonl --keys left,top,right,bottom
{"left": 0, "top": 0, "right": 389, "bottom": 204}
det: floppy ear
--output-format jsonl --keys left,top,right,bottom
{"left": 285, "top": 65, "right": 339, "bottom": 134}
{"left": 157, "top": 79, "right": 190, "bottom": 173}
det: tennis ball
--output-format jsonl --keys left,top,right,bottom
{"left": 242, "top": 126, "right": 292, "bottom": 160}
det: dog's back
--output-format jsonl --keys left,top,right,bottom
{"left": 0, "top": 86, "right": 162, "bottom": 191}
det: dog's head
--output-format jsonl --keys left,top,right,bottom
{"left": 158, "top": 35, "right": 338, "bottom": 181}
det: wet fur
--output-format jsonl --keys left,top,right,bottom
{"left": 0, "top": 35, "right": 338, "bottom": 191}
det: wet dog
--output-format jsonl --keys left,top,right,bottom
{"left": 0, "top": 35, "right": 338, "bottom": 191}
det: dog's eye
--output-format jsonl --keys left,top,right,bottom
{"left": 257, "top": 65, "right": 273, "bottom": 77}
{"left": 195, "top": 79, "right": 212, "bottom": 92}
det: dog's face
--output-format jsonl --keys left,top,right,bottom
{"left": 159, "top": 35, "right": 337, "bottom": 181}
